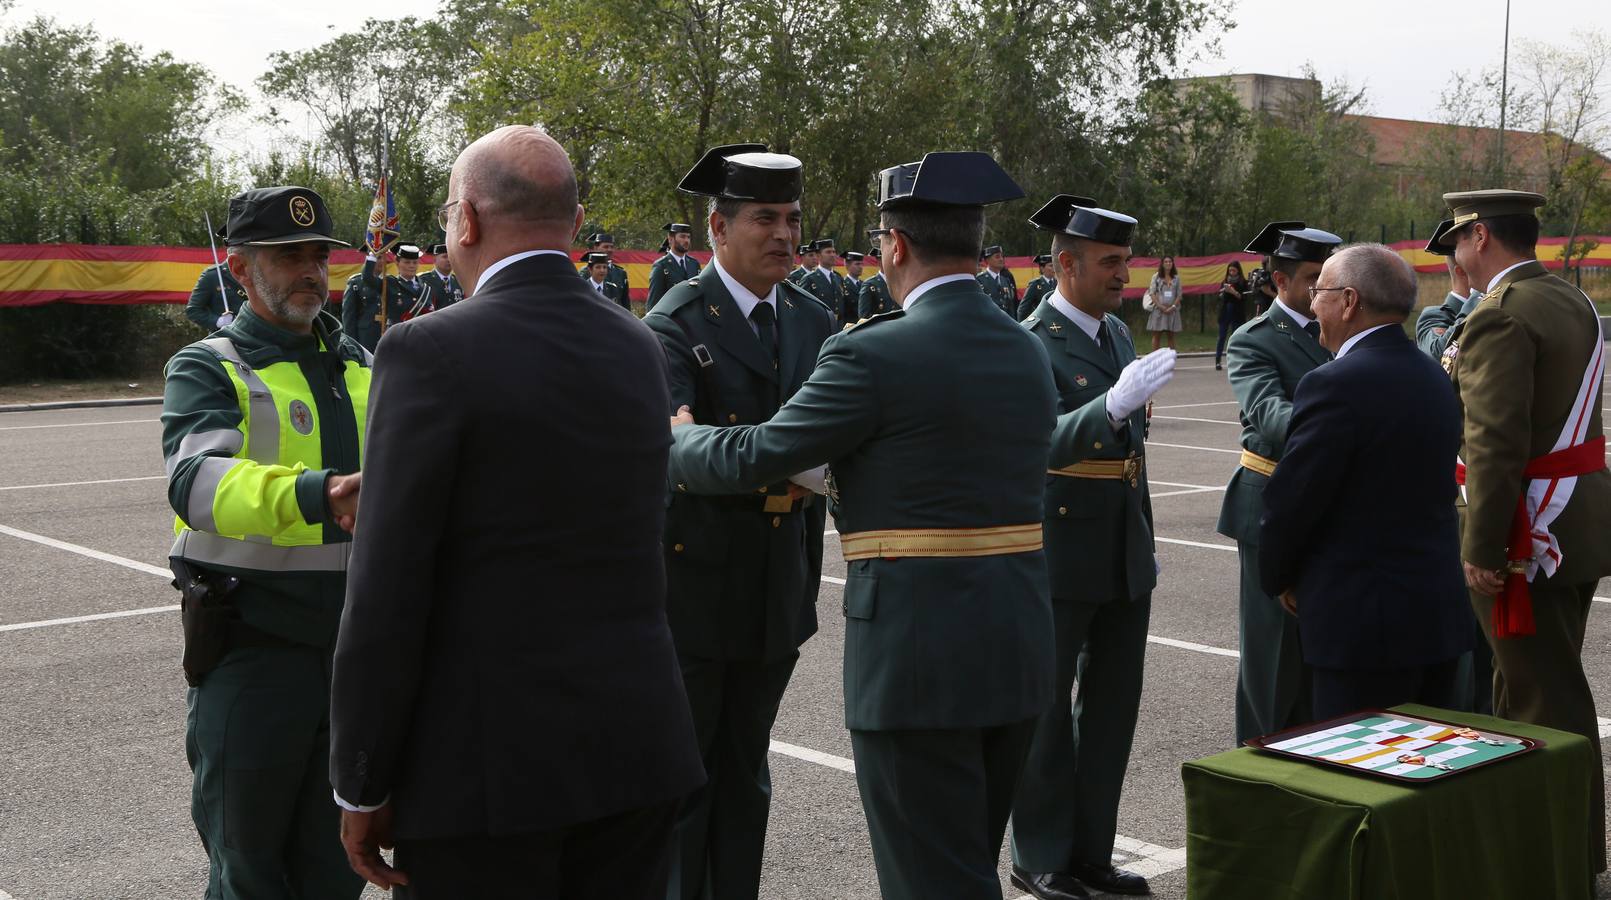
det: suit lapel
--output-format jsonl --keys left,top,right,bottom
{"left": 1036, "top": 300, "right": 1118, "bottom": 378}
{"left": 704, "top": 276, "right": 779, "bottom": 384}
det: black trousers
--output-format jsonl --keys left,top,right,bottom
{"left": 1214, "top": 299, "right": 1242, "bottom": 362}
{"left": 1309, "top": 657, "right": 1465, "bottom": 722}
{"left": 393, "top": 799, "right": 679, "bottom": 900}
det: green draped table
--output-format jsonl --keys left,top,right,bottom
{"left": 1181, "top": 704, "right": 1595, "bottom": 899}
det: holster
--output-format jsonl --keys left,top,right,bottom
{"left": 170, "top": 558, "right": 241, "bottom": 687}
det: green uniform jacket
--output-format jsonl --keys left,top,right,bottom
{"left": 644, "top": 273, "right": 836, "bottom": 662}
{"left": 584, "top": 275, "right": 628, "bottom": 310}
{"left": 162, "top": 305, "right": 370, "bottom": 647}
{"left": 667, "top": 278, "right": 1059, "bottom": 730}
{"left": 977, "top": 269, "right": 1018, "bottom": 319}
{"left": 1024, "top": 301, "right": 1156, "bottom": 603}
{"left": 1446, "top": 261, "right": 1611, "bottom": 580}
{"left": 1216, "top": 302, "right": 1331, "bottom": 542}
{"left": 857, "top": 272, "right": 896, "bottom": 320}
{"left": 1016, "top": 276, "right": 1054, "bottom": 322}
{"left": 577, "top": 261, "right": 631, "bottom": 301}
{"left": 646, "top": 252, "right": 702, "bottom": 311}
{"left": 340, "top": 259, "right": 421, "bottom": 352}
{"left": 1416, "top": 290, "right": 1480, "bottom": 358}
{"left": 417, "top": 269, "right": 464, "bottom": 310}
{"left": 800, "top": 267, "right": 838, "bottom": 316}
{"left": 787, "top": 266, "right": 807, "bottom": 285}
{"left": 185, "top": 263, "right": 249, "bottom": 331}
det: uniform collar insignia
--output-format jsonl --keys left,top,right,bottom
{"left": 1048, "top": 322, "right": 1062, "bottom": 333}
{"left": 1274, "top": 321, "right": 1289, "bottom": 331}
{"left": 707, "top": 304, "right": 720, "bottom": 317}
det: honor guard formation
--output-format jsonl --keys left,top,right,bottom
{"left": 158, "top": 124, "right": 1610, "bottom": 900}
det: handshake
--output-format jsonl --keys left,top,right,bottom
{"left": 669, "top": 405, "right": 823, "bottom": 499}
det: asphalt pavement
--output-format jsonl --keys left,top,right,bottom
{"left": 2, "top": 361, "right": 1609, "bottom": 899}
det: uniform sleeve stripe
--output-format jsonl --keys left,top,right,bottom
{"left": 186, "top": 456, "right": 243, "bottom": 534}
{"left": 165, "top": 428, "right": 244, "bottom": 478}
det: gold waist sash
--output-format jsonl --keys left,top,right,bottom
{"left": 839, "top": 523, "right": 1044, "bottom": 561}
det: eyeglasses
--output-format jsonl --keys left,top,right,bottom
{"left": 436, "top": 199, "right": 462, "bottom": 231}
{"left": 866, "top": 228, "right": 893, "bottom": 241}
{"left": 1308, "top": 285, "right": 1354, "bottom": 302}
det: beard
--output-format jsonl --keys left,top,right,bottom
{"left": 251, "top": 265, "right": 322, "bottom": 327}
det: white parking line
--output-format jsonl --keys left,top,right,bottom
{"left": 1148, "top": 635, "right": 1239, "bottom": 659}
{"left": 0, "top": 524, "right": 170, "bottom": 578}
{"left": 1156, "top": 536, "right": 1237, "bottom": 552}
{"left": 768, "top": 741, "right": 1188, "bottom": 883}
{"left": 1153, "top": 415, "right": 1239, "bottom": 425}
{"left": 1151, "top": 487, "right": 1223, "bottom": 499}
{"left": 0, "top": 418, "right": 156, "bottom": 432}
{"left": 1153, "top": 400, "right": 1238, "bottom": 410}
{"left": 0, "top": 475, "right": 165, "bottom": 492}
{"left": 1150, "top": 480, "right": 1223, "bottom": 491}
{"left": 0, "top": 605, "right": 178, "bottom": 634}
{"left": 1147, "top": 441, "right": 1242, "bottom": 455}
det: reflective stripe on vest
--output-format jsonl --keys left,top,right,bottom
{"left": 170, "top": 528, "right": 351, "bottom": 573}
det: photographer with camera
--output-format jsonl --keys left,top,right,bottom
{"left": 1214, "top": 260, "right": 1251, "bottom": 370}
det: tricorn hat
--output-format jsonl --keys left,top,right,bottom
{"left": 1244, "top": 221, "right": 1342, "bottom": 262}
{"left": 678, "top": 143, "right": 804, "bottom": 203}
{"left": 876, "top": 151, "right": 1024, "bottom": 210}
{"left": 1027, "top": 194, "right": 1136, "bottom": 245}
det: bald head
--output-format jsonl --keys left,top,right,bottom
{"left": 456, "top": 126, "right": 579, "bottom": 225}
{"left": 444, "top": 126, "right": 586, "bottom": 295}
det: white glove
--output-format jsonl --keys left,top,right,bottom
{"left": 788, "top": 465, "right": 828, "bottom": 496}
{"left": 1105, "top": 348, "right": 1176, "bottom": 421}
{"left": 216, "top": 313, "right": 234, "bottom": 328}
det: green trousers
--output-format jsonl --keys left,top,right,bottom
{"left": 1011, "top": 593, "right": 1150, "bottom": 873}
{"left": 187, "top": 644, "right": 363, "bottom": 900}
{"left": 1233, "top": 541, "right": 1312, "bottom": 743}
{"left": 1474, "top": 579, "right": 1605, "bottom": 873}
{"left": 852, "top": 719, "right": 1037, "bottom": 900}
{"left": 667, "top": 652, "right": 798, "bottom": 900}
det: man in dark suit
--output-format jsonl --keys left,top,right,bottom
{"left": 1259, "top": 243, "right": 1475, "bottom": 719}
{"left": 643, "top": 144, "right": 836, "bottom": 900}
{"left": 328, "top": 125, "right": 704, "bottom": 899}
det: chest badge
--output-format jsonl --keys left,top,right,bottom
{"left": 289, "top": 399, "right": 315, "bottom": 436}
{"left": 1441, "top": 340, "right": 1460, "bottom": 375}
{"left": 1075, "top": 374, "right": 1088, "bottom": 388}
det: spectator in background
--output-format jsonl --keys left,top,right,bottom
{"left": 1145, "top": 255, "right": 1183, "bottom": 352}
{"left": 1214, "top": 260, "right": 1250, "bottom": 371}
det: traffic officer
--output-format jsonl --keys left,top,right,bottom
{"left": 666, "top": 151, "right": 1056, "bottom": 900}
{"left": 1417, "top": 224, "right": 1483, "bottom": 358}
{"left": 583, "top": 250, "right": 628, "bottom": 309}
{"left": 977, "top": 244, "right": 1018, "bottom": 317}
{"left": 339, "top": 245, "right": 420, "bottom": 352}
{"left": 647, "top": 222, "right": 702, "bottom": 310}
{"left": 1435, "top": 189, "right": 1611, "bottom": 874}
{"left": 857, "top": 245, "right": 896, "bottom": 320}
{"left": 643, "top": 143, "right": 836, "bottom": 900}
{"left": 1016, "top": 252, "right": 1055, "bottom": 321}
{"left": 186, "top": 252, "right": 249, "bottom": 332}
{"left": 1219, "top": 221, "right": 1341, "bottom": 743}
{"left": 1012, "top": 195, "right": 1176, "bottom": 900}
{"left": 161, "top": 185, "right": 370, "bottom": 899}
{"left": 578, "top": 231, "right": 632, "bottom": 299}
{"left": 417, "top": 243, "right": 464, "bottom": 310}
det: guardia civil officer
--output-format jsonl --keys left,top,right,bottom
{"left": 798, "top": 237, "right": 843, "bottom": 320}
{"left": 582, "top": 250, "right": 628, "bottom": 309}
{"left": 843, "top": 250, "right": 866, "bottom": 287}
{"left": 787, "top": 242, "right": 817, "bottom": 284}
{"left": 1012, "top": 195, "right": 1176, "bottom": 900}
{"left": 185, "top": 252, "right": 249, "bottom": 332}
{"left": 856, "top": 245, "right": 896, "bottom": 320}
{"left": 647, "top": 222, "right": 702, "bottom": 310}
{"left": 1416, "top": 225, "right": 1483, "bottom": 358}
{"left": 1016, "top": 253, "right": 1055, "bottom": 321}
{"left": 666, "top": 151, "right": 1057, "bottom": 900}
{"left": 339, "top": 244, "right": 423, "bottom": 352}
{"left": 1433, "top": 189, "right": 1611, "bottom": 874}
{"left": 162, "top": 186, "right": 370, "bottom": 899}
{"left": 578, "top": 231, "right": 632, "bottom": 299}
{"left": 642, "top": 144, "right": 836, "bottom": 900}
{"left": 1219, "top": 221, "right": 1340, "bottom": 744}
{"left": 977, "top": 243, "right": 1019, "bottom": 317}
{"left": 417, "top": 243, "right": 464, "bottom": 310}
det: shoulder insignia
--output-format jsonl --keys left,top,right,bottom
{"left": 781, "top": 278, "right": 833, "bottom": 315}
{"left": 1022, "top": 315, "right": 1040, "bottom": 329}
{"left": 847, "top": 309, "right": 906, "bottom": 332}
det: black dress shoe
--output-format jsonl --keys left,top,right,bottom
{"left": 1070, "top": 862, "right": 1151, "bottom": 896}
{"left": 1009, "top": 865, "right": 1091, "bottom": 900}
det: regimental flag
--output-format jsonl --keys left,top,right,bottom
{"left": 365, "top": 175, "right": 399, "bottom": 254}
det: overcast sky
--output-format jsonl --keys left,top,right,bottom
{"left": 9, "top": 0, "right": 1608, "bottom": 124}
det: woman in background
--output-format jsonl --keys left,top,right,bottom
{"left": 1145, "top": 256, "right": 1182, "bottom": 352}
{"left": 1214, "top": 260, "right": 1250, "bottom": 371}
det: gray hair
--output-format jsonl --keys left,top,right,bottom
{"left": 706, "top": 197, "right": 746, "bottom": 247}
{"left": 1331, "top": 243, "right": 1416, "bottom": 319}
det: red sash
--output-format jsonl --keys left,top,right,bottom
{"left": 1456, "top": 435, "right": 1607, "bottom": 637}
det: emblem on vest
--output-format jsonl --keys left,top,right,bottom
{"left": 289, "top": 399, "right": 315, "bottom": 436}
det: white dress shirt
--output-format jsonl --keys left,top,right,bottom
{"left": 1274, "top": 298, "right": 1313, "bottom": 331}
{"left": 474, "top": 249, "right": 572, "bottom": 295}
{"left": 902, "top": 273, "right": 976, "bottom": 310}
{"left": 1334, "top": 323, "right": 1394, "bottom": 359}
{"left": 1486, "top": 259, "right": 1533, "bottom": 292}
{"left": 709, "top": 256, "right": 777, "bottom": 337}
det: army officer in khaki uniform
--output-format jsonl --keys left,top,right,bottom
{"left": 1432, "top": 189, "right": 1611, "bottom": 873}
